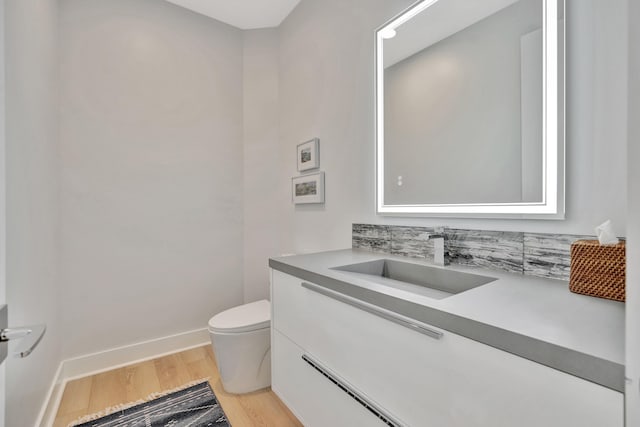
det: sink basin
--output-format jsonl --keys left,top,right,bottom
{"left": 331, "top": 259, "right": 496, "bottom": 299}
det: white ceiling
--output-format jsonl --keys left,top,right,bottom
{"left": 165, "top": 0, "right": 301, "bottom": 29}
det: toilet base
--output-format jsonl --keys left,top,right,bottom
{"left": 209, "top": 327, "right": 271, "bottom": 394}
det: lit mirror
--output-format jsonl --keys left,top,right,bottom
{"left": 376, "top": 0, "right": 564, "bottom": 218}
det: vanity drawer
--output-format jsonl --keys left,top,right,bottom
{"left": 272, "top": 329, "right": 389, "bottom": 427}
{"left": 271, "top": 269, "right": 342, "bottom": 347}
{"left": 271, "top": 270, "right": 623, "bottom": 427}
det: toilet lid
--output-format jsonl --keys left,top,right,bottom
{"left": 208, "top": 299, "right": 270, "bottom": 333}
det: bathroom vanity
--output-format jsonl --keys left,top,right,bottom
{"left": 269, "top": 250, "right": 624, "bottom": 427}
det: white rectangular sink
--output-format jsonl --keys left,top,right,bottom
{"left": 331, "top": 259, "right": 496, "bottom": 300}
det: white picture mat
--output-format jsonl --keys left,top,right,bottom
{"left": 292, "top": 172, "right": 325, "bottom": 204}
{"left": 297, "top": 138, "right": 319, "bottom": 171}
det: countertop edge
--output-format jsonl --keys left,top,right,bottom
{"left": 269, "top": 258, "right": 625, "bottom": 393}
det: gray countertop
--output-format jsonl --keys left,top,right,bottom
{"left": 269, "top": 248, "right": 625, "bottom": 392}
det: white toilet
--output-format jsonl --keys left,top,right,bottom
{"left": 208, "top": 299, "right": 271, "bottom": 394}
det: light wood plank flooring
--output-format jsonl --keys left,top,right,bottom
{"left": 54, "top": 345, "right": 302, "bottom": 427}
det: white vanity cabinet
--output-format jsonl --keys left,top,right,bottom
{"left": 271, "top": 270, "right": 623, "bottom": 427}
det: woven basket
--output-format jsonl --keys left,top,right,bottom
{"left": 569, "top": 240, "right": 625, "bottom": 302}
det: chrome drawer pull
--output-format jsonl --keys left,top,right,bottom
{"left": 301, "top": 281, "right": 443, "bottom": 340}
{"left": 302, "top": 354, "right": 405, "bottom": 427}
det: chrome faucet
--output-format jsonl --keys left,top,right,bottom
{"left": 428, "top": 234, "right": 446, "bottom": 266}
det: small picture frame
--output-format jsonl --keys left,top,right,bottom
{"left": 292, "top": 172, "right": 325, "bottom": 204}
{"left": 297, "top": 138, "right": 320, "bottom": 171}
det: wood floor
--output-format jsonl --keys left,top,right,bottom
{"left": 53, "top": 345, "right": 302, "bottom": 427}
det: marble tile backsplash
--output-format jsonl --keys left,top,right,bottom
{"left": 523, "top": 233, "right": 594, "bottom": 281}
{"left": 390, "top": 226, "right": 437, "bottom": 259}
{"left": 446, "top": 228, "right": 524, "bottom": 274}
{"left": 352, "top": 224, "right": 599, "bottom": 281}
{"left": 352, "top": 224, "right": 391, "bottom": 253}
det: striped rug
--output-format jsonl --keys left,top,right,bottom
{"left": 69, "top": 380, "right": 230, "bottom": 427}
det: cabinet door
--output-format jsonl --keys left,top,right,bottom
{"left": 272, "top": 330, "right": 390, "bottom": 427}
{"left": 271, "top": 270, "right": 623, "bottom": 427}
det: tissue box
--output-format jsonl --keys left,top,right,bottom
{"left": 569, "top": 240, "right": 626, "bottom": 302}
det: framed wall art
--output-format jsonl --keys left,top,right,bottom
{"left": 292, "top": 172, "right": 325, "bottom": 204}
{"left": 297, "top": 138, "right": 320, "bottom": 171}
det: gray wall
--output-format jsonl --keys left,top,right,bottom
{"left": 626, "top": 0, "right": 638, "bottom": 422}
{"left": 0, "top": 3, "right": 4, "bottom": 420}
{"left": 275, "top": 0, "right": 414, "bottom": 256}
{"left": 384, "top": 0, "right": 541, "bottom": 204}
{"left": 243, "top": 29, "right": 281, "bottom": 303}
{"left": 58, "top": 0, "right": 244, "bottom": 357}
{"left": 4, "top": 0, "right": 61, "bottom": 425}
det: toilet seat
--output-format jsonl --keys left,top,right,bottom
{"left": 208, "top": 299, "right": 270, "bottom": 334}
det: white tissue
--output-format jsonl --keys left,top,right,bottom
{"left": 595, "top": 220, "right": 620, "bottom": 245}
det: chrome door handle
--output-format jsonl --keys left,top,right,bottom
{"left": 1, "top": 324, "right": 47, "bottom": 357}
{"left": 0, "top": 305, "right": 47, "bottom": 361}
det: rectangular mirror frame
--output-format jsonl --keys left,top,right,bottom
{"left": 375, "top": 0, "right": 565, "bottom": 219}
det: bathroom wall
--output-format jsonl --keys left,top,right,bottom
{"left": 58, "top": 0, "right": 244, "bottom": 357}
{"left": 269, "top": 0, "right": 628, "bottom": 270}
{"left": 626, "top": 0, "right": 639, "bottom": 422}
{"left": 4, "top": 0, "right": 62, "bottom": 425}
{"left": 243, "top": 29, "right": 282, "bottom": 303}
{"left": 0, "top": 2, "right": 5, "bottom": 419}
{"left": 275, "top": 0, "right": 413, "bottom": 256}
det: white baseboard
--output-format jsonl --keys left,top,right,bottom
{"left": 36, "top": 328, "right": 210, "bottom": 427}
{"left": 61, "top": 328, "right": 210, "bottom": 381}
{"left": 36, "top": 363, "right": 65, "bottom": 427}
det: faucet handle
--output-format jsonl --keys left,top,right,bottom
{"left": 427, "top": 234, "right": 446, "bottom": 266}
